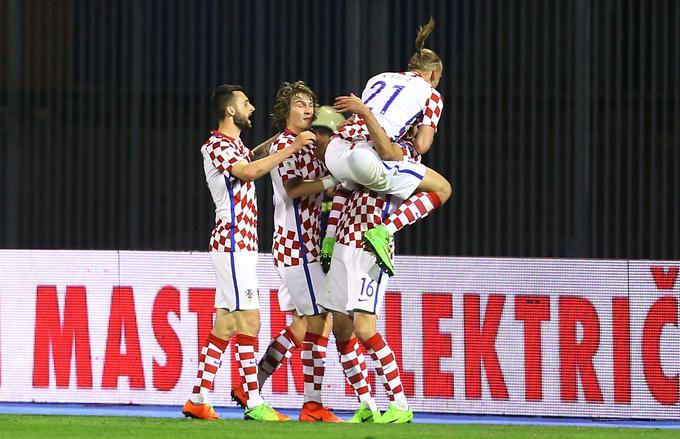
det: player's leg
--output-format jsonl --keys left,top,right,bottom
{"left": 348, "top": 250, "right": 413, "bottom": 424}
{"left": 317, "top": 244, "right": 380, "bottom": 422}
{"left": 255, "top": 314, "right": 304, "bottom": 390}
{"left": 246, "top": 280, "right": 305, "bottom": 403}
{"left": 364, "top": 166, "right": 452, "bottom": 276}
{"left": 183, "top": 251, "right": 238, "bottom": 420}
{"left": 231, "top": 315, "right": 303, "bottom": 408}
{"left": 226, "top": 251, "right": 289, "bottom": 421}
{"left": 384, "top": 166, "right": 451, "bottom": 233}
{"left": 332, "top": 310, "right": 381, "bottom": 423}
{"left": 353, "top": 312, "right": 413, "bottom": 423}
{"left": 182, "top": 307, "right": 235, "bottom": 420}
{"left": 296, "top": 263, "right": 342, "bottom": 422}
{"left": 325, "top": 138, "right": 390, "bottom": 192}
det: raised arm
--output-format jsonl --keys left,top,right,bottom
{"left": 251, "top": 133, "right": 279, "bottom": 161}
{"left": 334, "top": 94, "right": 404, "bottom": 161}
{"left": 231, "top": 131, "right": 315, "bottom": 182}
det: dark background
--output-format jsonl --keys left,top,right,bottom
{"left": 1, "top": 0, "right": 678, "bottom": 259}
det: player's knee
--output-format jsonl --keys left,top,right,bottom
{"left": 305, "top": 313, "right": 327, "bottom": 336}
{"left": 353, "top": 318, "right": 377, "bottom": 342}
{"left": 332, "top": 319, "right": 355, "bottom": 341}
{"left": 237, "top": 312, "right": 260, "bottom": 336}
{"left": 289, "top": 316, "right": 308, "bottom": 341}
{"left": 212, "top": 319, "right": 236, "bottom": 340}
{"left": 437, "top": 178, "right": 452, "bottom": 204}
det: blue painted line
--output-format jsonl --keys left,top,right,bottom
{"left": 292, "top": 199, "right": 319, "bottom": 314}
{"left": 381, "top": 161, "right": 424, "bottom": 180}
{"left": 224, "top": 176, "right": 240, "bottom": 310}
{"left": 0, "top": 402, "right": 678, "bottom": 429}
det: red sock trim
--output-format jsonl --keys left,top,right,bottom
{"left": 427, "top": 191, "right": 442, "bottom": 209}
{"left": 207, "top": 333, "right": 228, "bottom": 351}
{"left": 336, "top": 337, "right": 359, "bottom": 355}
{"left": 304, "top": 332, "right": 329, "bottom": 347}
{"left": 283, "top": 326, "right": 302, "bottom": 349}
{"left": 363, "top": 333, "right": 386, "bottom": 352}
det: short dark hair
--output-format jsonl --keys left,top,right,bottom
{"left": 272, "top": 81, "right": 318, "bottom": 132}
{"left": 212, "top": 84, "right": 244, "bottom": 121}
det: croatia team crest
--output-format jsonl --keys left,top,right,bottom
{"left": 245, "top": 288, "right": 255, "bottom": 303}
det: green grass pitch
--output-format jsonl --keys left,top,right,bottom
{"left": 0, "top": 415, "right": 677, "bottom": 439}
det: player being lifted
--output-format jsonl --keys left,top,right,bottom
{"left": 182, "top": 84, "right": 305, "bottom": 422}
{"left": 323, "top": 18, "right": 452, "bottom": 276}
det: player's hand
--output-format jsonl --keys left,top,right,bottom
{"left": 290, "top": 130, "right": 316, "bottom": 152}
{"left": 334, "top": 93, "right": 369, "bottom": 116}
{"left": 320, "top": 237, "right": 336, "bottom": 273}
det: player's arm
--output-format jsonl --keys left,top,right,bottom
{"left": 230, "top": 131, "right": 315, "bottom": 182}
{"left": 284, "top": 175, "right": 338, "bottom": 200}
{"left": 334, "top": 94, "right": 404, "bottom": 161}
{"left": 413, "top": 125, "right": 435, "bottom": 155}
{"left": 251, "top": 133, "right": 279, "bottom": 161}
{"left": 414, "top": 91, "right": 443, "bottom": 155}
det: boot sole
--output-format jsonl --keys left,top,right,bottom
{"left": 362, "top": 235, "right": 395, "bottom": 277}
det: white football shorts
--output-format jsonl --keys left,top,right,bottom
{"left": 210, "top": 251, "right": 259, "bottom": 311}
{"left": 318, "top": 243, "right": 389, "bottom": 315}
{"left": 275, "top": 262, "right": 326, "bottom": 316}
{"left": 276, "top": 284, "right": 295, "bottom": 312}
{"left": 325, "top": 137, "right": 426, "bottom": 199}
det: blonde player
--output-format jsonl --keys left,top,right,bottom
{"left": 323, "top": 18, "right": 452, "bottom": 276}
{"left": 182, "top": 84, "right": 308, "bottom": 422}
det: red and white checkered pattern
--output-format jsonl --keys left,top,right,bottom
{"left": 191, "top": 333, "right": 228, "bottom": 399}
{"left": 257, "top": 327, "right": 300, "bottom": 386}
{"left": 234, "top": 334, "right": 264, "bottom": 409}
{"left": 270, "top": 131, "right": 328, "bottom": 267}
{"left": 335, "top": 115, "right": 371, "bottom": 143}
{"left": 420, "top": 89, "right": 444, "bottom": 131}
{"left": 336, "top": 191, "right": 402, "bottom": 248}
{"left": 383, "top": 191, "right": 441, "bottom": 235}
{"left": 364, "top": 333, "right": 406, "bottom": 404}
{"left": 323, "top": 188, "right": 350, "bottom": 240}
{"left": 201, "top": 131, "right": 258, "bottom": 252}
{"left": 398, "top": 139, "right": 422, "bottom": 163}
{"left": 301, "top": 333, "right": 329, "bottom": 403}
{"left": 337, "top": 337, "right": 373, "bottom": 402}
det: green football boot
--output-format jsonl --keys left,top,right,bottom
{"left": 320, "top": 236, "right": 336, "bottom": 273}
{"left": 362, "top": 225, "right": 395, "bottom": 276}
{"left": 347, "top": 404, "right": 381, "bottom": 423}
{"left": 244, "top": 403, "right": 290, "bottom": 421}
{"left": 376, "top": 403, "right": 413, "bottom": 424}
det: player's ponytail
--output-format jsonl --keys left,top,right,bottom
{"left": 408, "top": 17, "right": 442, "bottom": 72}
{"left": 414, "top": 17, "right": 435, "bottom": 52}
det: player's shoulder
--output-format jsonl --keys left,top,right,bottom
{"left": 366, "top": 71, "right": 401, "bottom": 84}
{"left": 205, "top": 132, "right": 240, "bottom": 152}
{"left": 270, "top": 130, "right": 295, "bottom": 153}
{"left": 429, "top": 87, "right": 443, "bottom": 101}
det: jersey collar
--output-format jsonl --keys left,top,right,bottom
{"left": 211, "top": 130, "right": 238, "bottom": 142}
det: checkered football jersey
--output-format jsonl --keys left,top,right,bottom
{"left": 336, "top": 71, "right": 444, "bottom": 143}
{"left": 270, "top": 130, "right": 329, "bottom": 267}
{"left": 398, "top": 138, "right": 422, "bottom": 163}
{"left": 337, "top": 190, "right": 405, "bottom": 248}
{"left": 201, "top": 130, "right": 258, "bottom": 252}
